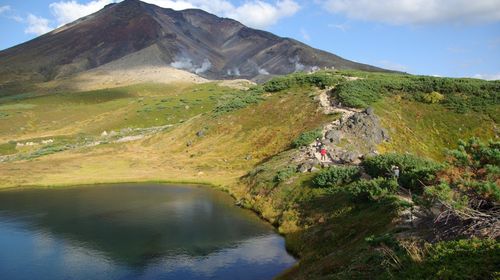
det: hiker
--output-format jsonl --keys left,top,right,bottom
{"left": 320, "top": 146, "right": 327, "bottom": 161}
{"left": 391, "top": 165, "right": 400, "bottom": 185}
{"left": 315, "top": 138, "right": 322, "bottom": 152}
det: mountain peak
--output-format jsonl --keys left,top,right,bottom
{"left": 0, "top": 1, "right": 388, "bottom": 87}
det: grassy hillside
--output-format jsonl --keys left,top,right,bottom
{"left": 0, "top": 70, "right": 498, "bottom": 279}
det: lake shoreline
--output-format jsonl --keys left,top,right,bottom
{"left": 0, "top": 178, "right": 301, "bottom": 277}
{"left": 0, "top": 182, "right": 297, "bottom": 279}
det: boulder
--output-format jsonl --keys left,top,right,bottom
{"left": 339, "top": 151, "right": 360, "bottom": 164}
{"left": 325, "top": 130, "right": 342, "bottom": 143}
{"left": 196, "top": 130, "right": 205, "bottom": 137}
{"left": 298, "top": 162, "right": 313, "bottom": 173}
{"left": 340, "top": 110, "right": 390, "bottom": 148}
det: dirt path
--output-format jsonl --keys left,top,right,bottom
{"left": 310, "top": 89, "right": 361, "bottom": 163}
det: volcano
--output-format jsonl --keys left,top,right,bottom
{"left": 0, "top": 0, "right": 387, "bottom": 90}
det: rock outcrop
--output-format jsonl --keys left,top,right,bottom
{"left": 296, "top": 89, "right": 390, "bottom": 169}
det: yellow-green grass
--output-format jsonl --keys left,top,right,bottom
{"left": 0, "top": 87, "right": 332, "bottom": 189}
{"left": 0, "top": 77, "right": 498, "bottom": 279}
{"left": 374, "top": 96, "right": 498, "bottom": 160}
{"left": 0, "top": 82, "right": 232, "bottom": 143}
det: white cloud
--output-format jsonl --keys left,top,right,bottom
{"left": 473, "top": 73, "right": 500, "bottom": 80}
{"left": 49, "top": 0, "right": 116, "bottom": 26}
{"left": 47, "top": 0, "right": 300, "bottom": 29}
{"left": 143, "top": 0, "right": 195, "bottom": 10}
{"left": 377, "top": 60, "right": 408, "bottom": 72}
{"left": 328, "top": 22, "right": 349, "bottom": 32}
{"left": 321, "top": 0, "right": 500, "bottom": 25}
{"left": 300, "top": 27, "right": 310, "bottom": 41}
{"left": 25, "top": 14, "right": 53, "bottom": 35}
{"left": 0, "top": 5, "right": 11, "bottom": 14}
{"left": 10, "top": 15, "right": 24, "bottom": 22}
{"left": 150, "top": 0, "right": 301, "bottom": 28}
{"left": 224, "top": 0, "right": 300, "bottom": 28}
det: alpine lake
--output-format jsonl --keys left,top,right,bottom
{"left": 0, "top": 183, "right": 295, "bottom": 280}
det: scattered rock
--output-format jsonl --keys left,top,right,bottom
{"left": 339, "top": 151, "right": 360, "bottom": 164}
{"left": 186, "top": 140, "right": 193, "bottom": 147}
{"left": 298, "top": 162, "right": 313, "bottom": 173}
{"left": 245, "top": 154, "right": 252, "bottom": 161}
{"left": 101, "top": 131, "right": 108, "bottom": 137}
{"left": 310, "top": 166, "right": 320, "bottom": 172}
{"left": 196, "top": 130, "right": 205, "bottom": 137}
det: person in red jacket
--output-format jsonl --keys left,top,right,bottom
{"left": 320, "top": 146, "right": 327, "bottom": 161}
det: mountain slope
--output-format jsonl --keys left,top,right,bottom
{"left": 0, "top": 0, "right": 387, "bottom": 93}
{"left": 0, "top": 70, "right": 497, "bottom": 278}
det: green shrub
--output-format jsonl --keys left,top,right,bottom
{"left": 263, "top": 76, "right": 294, "bottom": 92}
{"left": 397, "top": 239, "right": 500, "bottom": 280}
{"left": 213, "top": 88, "right": 263, "bottom": 115}
{"left": 313, "top": 166, "right": 360, "bottom": 188}
{"left": 421, "top": 91, "right": 445, "bottom": 104}
{"left": 347, "top": 177, "right": 399, "bottom": 201}
{"left": 292, "top": 129, "right": 323, "bottom": 148}
{"left": 334, "top": 79, "right": 382, "bottom": 108}
{"left": 263, "top": 71, "right": 344, "bottom": 92}
{"left": 0, "top": 142, "right": 17, "bottom": 156}
{"left": 335, "top": 71, "right": 500, "bottom": 113}
{"left": 362, "top": 153, "right": 442, "bottom": 193}
{"left": 274, "top": 166, "right": 297, "bottom": 183}
{"left": 443, "top": 138, "right": 500, "bottom": 202}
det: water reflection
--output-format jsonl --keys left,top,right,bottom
{"left": 0, "top": 184, "right": 295, "bottom": 280}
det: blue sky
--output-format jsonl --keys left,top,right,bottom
{"left": 0, "top": 0, "right": 499, "bottom": 79}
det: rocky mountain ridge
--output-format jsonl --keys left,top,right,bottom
{"left": 0, "top": 0, "right": 389, "bottom": 93}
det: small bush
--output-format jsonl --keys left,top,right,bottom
{"left": 347, "top": 177, "right": 399, "bottom": 201}
{"left": 421, "top": 91, "right": 445, "bottom": 104}
{"left": 292, "top": 129, "right": 323, "bottom": 148}
{"left": 362, "top": 153, "right": 442, "bottom": 193}
{"left": 263, "top": 71, "right": 343, "bottom": 92}
{"left": 397, "top": 239, "right": 500, "bottom": 280}
{"left": 333, "top": 79, "right": 382, "bottom": 108}
{"left": 313, "top": 166, "right": 360, "bottom": 188}
{"left": 274, "top": 166, "right": 297, "bottom": 183}
{"left": 213, "top": 88, "right": 263, "bottom": 115}
{"left": 441, "top": 138, "right": 500, "bottom": 203}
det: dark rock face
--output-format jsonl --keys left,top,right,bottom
{"left": 0, "top": 0, "right": 389, "bottom": 91}
{"left": 340, "top": 108, "right": 390, "bottom": 146}
{"left": 318, "top": 107, "right": 389, "bottom": 165}
{"left": 325, "top": 130, "right": 342, "bottom": 144}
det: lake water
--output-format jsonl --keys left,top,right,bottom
{"left": 0, "top": 184, "right": 295, "bottom": 280}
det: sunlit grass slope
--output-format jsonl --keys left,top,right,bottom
{"left": 0, "top": 82, "right": 331, "bottom": 188}
{"left": 0, "top": 70, "right": 497, "bottom": 187}
{"left": 0, "top": 70, "right": 498, "bottom": 279}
